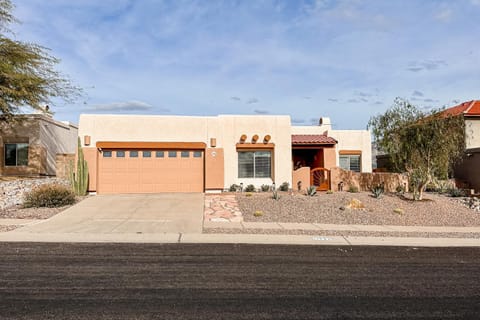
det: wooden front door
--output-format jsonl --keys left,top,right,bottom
{"left": 310, "top": 167, "right": 331, "bottom": 191}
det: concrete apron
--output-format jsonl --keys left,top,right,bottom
{"left": 12, "top": 193, "right": 205, "bottom": 235}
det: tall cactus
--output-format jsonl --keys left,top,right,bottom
{"left": 70, "top": 137, "right": 89, "bottom": 196}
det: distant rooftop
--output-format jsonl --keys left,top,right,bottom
{"left": 441, "top": 100, "right": 480, "bottom": 117}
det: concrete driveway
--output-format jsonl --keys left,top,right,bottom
{"left": 16, "top": 194, "right": 204, "bottom": 235}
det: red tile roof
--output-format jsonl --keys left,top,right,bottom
{"left": 292, "top": 134, "right": 337, "bottom": 145}
{"left": 442, "top": 100, "right": 480, "bottom": 117}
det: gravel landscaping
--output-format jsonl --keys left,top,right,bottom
{"left": 237, "top": 191, "right": 480, "bottom": 227}
{"left": 0, "top": 225, "right": 20, "bottom": 232}
{"left": 204, "top": 228, "right": 480, "bottom": 238}
{"left": 0, "top": 205, "right": 70, "bottom": 220}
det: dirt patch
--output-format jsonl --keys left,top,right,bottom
{"left": 237, "top": 191, "right": 480, "bottom": 227}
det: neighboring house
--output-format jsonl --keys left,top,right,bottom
{"left": 78, "top": 114, "right": 372, "bottom": 194}
{"left": 443, "top": 100, "right": 480, "bottom": 192}
{"left": 374, "top": 100, "right": 480, "bottom": 192}
{"left": 0, "top": 114, "right": 78, "bottom": 176}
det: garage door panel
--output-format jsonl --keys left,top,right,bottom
{"left": 98, "top": 149, "right": 204, "bottom": 194}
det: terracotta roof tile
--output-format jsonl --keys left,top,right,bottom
{"left": 442, "top": 100, "right": 480, "bottom": 117}
{"left": 292, "top": 134, "right": 337, "bottom": 145}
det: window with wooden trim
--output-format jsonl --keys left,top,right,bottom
{"left": 339, "top": 154, "right": 361, "bottom": 172}
{"left": 238, "top": 150, "right": 272, "bottom": 178}
{"left": 4, "top": 143, "right": 29, "bottom": 166}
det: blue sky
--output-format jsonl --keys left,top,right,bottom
{"left": 11, "top": 0, "right": 480, "bottom": 129}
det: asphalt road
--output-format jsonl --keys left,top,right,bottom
{"left": 0, "top": 243, "right": 479, "bottom": 319}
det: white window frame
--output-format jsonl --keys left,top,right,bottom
{"left": 339, "top": 153, "right": 361, "bottom": 172}
{"left": 238, "top": 150, "right": 272, "bottom": 179}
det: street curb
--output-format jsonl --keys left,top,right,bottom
{"left": 0, "top": 231, "right": 479, "bottom": 247}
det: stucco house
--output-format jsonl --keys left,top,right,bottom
{"left": 375, "top": 100, "right": 480, "bottom": 192}
{"left": 78, "top": 114, "right": 371, "bottom": 194}
{"left": 445, "top": 100, "right": 480, "bottom": 192}
{"left": 0, "top": 114, "right": 78, "bottom": 177}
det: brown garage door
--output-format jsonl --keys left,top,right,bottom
{"left": 97, "top": 149, "right": 204, "bottom": 194}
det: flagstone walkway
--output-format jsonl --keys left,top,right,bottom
{"left": 204, "top": 194, "right": 243, "bottom": 222}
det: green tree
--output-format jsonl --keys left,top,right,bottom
{"left": 0, "top": 0, "right": 79, "bottom": 121}
{"left": 368, "top": 98, "right": 465, "bottom": 200}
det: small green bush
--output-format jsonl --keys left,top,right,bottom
{"left": 23, "top": 184, "right": 76, "bottom": 208}
{"left": 279, "top": 182, "right": 289, "bottom": 191}
{"left": 245, "top": 184, "right": 256, "bottom": 192}
{"left": 229, "top": 184, "right": 239, "bottom": 192}
{"left": 245, "top": 192, "right": 253, "bottom": 197}
{"left": 371, "top": 184, "right": 384, "bottom": 199}
{"left": 448, "top": 188, "right": 465, "bottom": 197}
{"left": 306, "top": 186, "right": 317, "bottom": 197}
{"left": 396, "top": 184, "right": 405, "bottom": 194}
{"left": 272, "top": 190, "right": 281, "bottom": 200}
{"left": 348, "top": 185, "right": 359, "bottom": 193}
{"left": 326, "top": 190, "right": 333, "bottom": 194}
{"left": 260, "top": 184, "right": 270, "bottom": 192}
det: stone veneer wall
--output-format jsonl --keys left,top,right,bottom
{"left": 330, "top": 166, "right": 409, "bottom": 193}
{"left": 55, "top": 154, "right": 75, "bottom": 180}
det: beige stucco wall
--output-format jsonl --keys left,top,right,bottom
{"left": 465, "top": 119, "right": 480, "bottom": 150}
{"left": 329, "top": 130, "right": 372, "bottom": 173}
{"left": 78, "top": 114, "right": 293, "bottom": 190}
{"left": 38, "top": 118, "right": 78, "bottom": 175}
{"left": 291, "top": 126, "right": 372, "bottom": 173}
{"left": 216, "top": 115, "right": 292, "bottom": 188}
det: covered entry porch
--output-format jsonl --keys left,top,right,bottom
{"left": 291, "top": 134, "right": 337, "bottom": 191}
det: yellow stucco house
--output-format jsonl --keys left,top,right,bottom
{"left": 78, "top": 114, "right": 372, "bottom": 194}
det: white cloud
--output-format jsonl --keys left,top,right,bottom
{"left": 84, "top": 100, "right": 157, "bottom": 112}
{"left": 434, "top": 8, "right": 453, "bottom": 22}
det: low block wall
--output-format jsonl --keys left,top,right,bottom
{"left": 292, "top": 167, "right": 310, "bottom": 191}
{"left": 331, "top": 166, "right": 408, "bottom": 192}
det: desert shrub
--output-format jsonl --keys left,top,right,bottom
{"left": 253, "top": 210, "right": 264, "bottom": 217}
{"left": 272, "top": 190, "right": 281, "bottom": 200}
{"left": 371, "top": 184, "right": 384, "bottom": 199}
{"left": 245, "top": 192, "right": 253, "bottom": 197}
{"left": 396, "top": 184, "right": 405, "bottom": 195}
{"left": 306, "top": 186, "right": 317, "bottom": 197}
{"left": 279, "top": 182, "right": 289, "bottom": 191}
{"left": 23, "top": 184, "right": 76, "bottom": 208}
{"left": 393, "top": 208, "right": 405, "bottom": 215}
{"left": 229, "top": 184, "right": 239, "bottom": 192}
{"left": 260, "top": 184, "right": 270, "bottom": 192}
{"left": 448, "top": 188, "right": 465, "bottom": 197}
{"left": 326, "top": 190, "right": 333, "bottom": 194}
{"left": 245, "top": 184, "right": 256, "bottom": 192}
{"left": 348, "top": 185, "right": 359, "bottom": 193}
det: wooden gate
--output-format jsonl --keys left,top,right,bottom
{"left": 310, "top": 168, "right": 331, "bottom": 191}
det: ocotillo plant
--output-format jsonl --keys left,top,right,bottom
{"left": 70, "top": 137, "right": 88, "bottom": 196}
